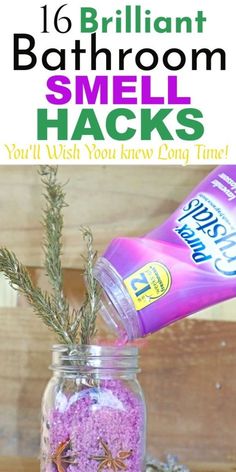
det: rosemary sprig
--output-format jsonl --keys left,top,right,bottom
{"left": 0, "top": 248, "right": 73, "bottom": 344}
{"left": 39, "top": 165, "right": 69, "bottom": 325}
{"left": 79, "top": 226, "right": 101, "bottom": 345}
{"left": 0, "top": 166, "right": 100, "bottom": 346}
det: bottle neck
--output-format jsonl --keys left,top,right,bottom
{"left": 94, "top": 257, "right": 142, "bottom": 342}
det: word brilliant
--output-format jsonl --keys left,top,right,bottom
{"left": 59, "top": 7, "right": 207, "bottom": 34}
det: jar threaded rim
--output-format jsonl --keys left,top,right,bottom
{"left": 50, "top": 344, "right": 140, "bottom": 374}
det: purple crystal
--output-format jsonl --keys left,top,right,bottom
{"left": 43, "top": 379, "right": 145, "bottom": 472}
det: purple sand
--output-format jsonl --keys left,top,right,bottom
{"left": 42, "top": 379, "right": 145, "bottom": 472}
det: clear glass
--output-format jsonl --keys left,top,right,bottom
{"left": 94, "top": 257, "right": 142, "bottom": 341}
{"left": 41, "top": 345, "right": 146, "bottom": 472}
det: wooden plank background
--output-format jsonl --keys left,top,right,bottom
{"left": 0, "top": 165, "right": 214, "bottom": 268}
{"left": 0, "top": 165, "right": 236, "bottom": 464}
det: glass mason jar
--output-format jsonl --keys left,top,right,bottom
{"left": 41, "top": 345, "right": 146, "bottom": 472}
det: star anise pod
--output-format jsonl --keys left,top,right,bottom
{"left": 90, "top": 439, "right": 133, "bottom": 471}
{"left": 51, "top": 439, "right": 78, "bottom": 472}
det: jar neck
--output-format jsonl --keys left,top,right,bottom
{"left": 50, "top": 344, "right": 140, "bottom": 377}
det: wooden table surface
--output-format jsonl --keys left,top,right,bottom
{"left": 0, "top": 457, "right": 236, "bottom": 472}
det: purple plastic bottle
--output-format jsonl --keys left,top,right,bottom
{"left": 94, "top": 165, "right": 236, "bottom": 342}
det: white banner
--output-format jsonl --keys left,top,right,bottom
{"left": 0, "top": 0, "right": 234, "bottom": 165}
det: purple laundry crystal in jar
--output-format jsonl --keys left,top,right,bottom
{"left": 41, "top": 345, "right": 146, "bottom": 472}
{"left": 42, "top": 378, "right": 146, "bottom": 472}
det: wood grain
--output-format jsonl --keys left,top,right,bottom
{"left": 2, "top": 266, "right": 236, "bottom": 325}
{"left": 0, "top": 457, "right": 235, "bottom": 472}
{"left": 0, "top": 166, "right": 213, "bottom": 268}
{"left": 1, "top": 165, "right": 236, "bottom": 463}
{"left": 16, "top": 267, "right": 236, "bottom": 323}
{"left": 0, "top": 306, "right": 236, "bottom": 462}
